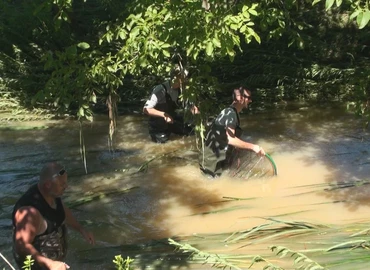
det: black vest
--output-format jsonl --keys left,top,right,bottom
{"left": 12, "top": 184, "right": 67, "bottom": 269}
{"left": 148, "top": 82, "right": 179, "bottom": 132}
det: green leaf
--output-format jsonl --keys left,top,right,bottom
{"left": 163, "top": 50, "right": 170, "bottom": 57}
{"left": 205, "top": 42, "right": 213, "bottom": 56}
{"left": 186, "top": 43, "right": 195, "bottom": 55}
{"left": 130, "top": 26, "right": 140, "bottom": 38}
{"left": 248, "top": 8, "right": 258, "bottom": 16}
{"left": 240, "top": 24, "right": 247, "bottom": 33}
{"left": 312, "top": 0, "right": 321, "bottom": 5}
{"left": 78, "top": 107, "right": 85, "bottom": 117}
{"left": 118, "top": 30, "right": 127, "bottom": 40}
{"left": 230, "top": 24, "right": 238, "bottom": 30}
{"left": 335, "top": 0, "right": 342, "bottom": 7}
{"left": 226, "top": 46, "right": 235, "bottom": 58}
{"left": 163, "top": 13, "right": 171, "bottom": 22}
{"left": 358, "top": 10, "right": 370, "bottom": 29}
{"left": 325, "top": 0, "right": 335, "bottom": 10}
{"left": 212, "top": 37, "right": 221, "bottom": 48}
{"left": 106, "top": 32, "right": 112, "bottom": 43}
{"left": 86, "top": 115, "right": 93, "bottom": 122}
{"left": 77, "top": 42, "right": 90, "bottom": 50}
{"left": 90, "top": 94, "right": 97, "bottom": 103}
{"left": 161, "top": 43, "right": 171, "bottom": 48}
{"left": 356, "top": 11, "right": 364, "bottom": 27}
{"left": 350, "top": 9, "right": 361, "bottom": 20}
{"left": 248, "top": 28, "right": 261, "bottom": 44}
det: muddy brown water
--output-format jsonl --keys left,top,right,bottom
{"left": 0, "top": 105, "right": 369, "bottom": 269}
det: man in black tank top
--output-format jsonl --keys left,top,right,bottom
{"left": 199, "top": 87, "right": 265, "bottom": 177}
{"left": 12, "top": 162, "right": 95, "bottom": 270}
{"left": 143, "top": 64, "right": 199, "bottom": 143}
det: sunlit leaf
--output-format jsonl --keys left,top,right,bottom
{"left": 130, "top": 27, "right": 140, "bottom": 38}
{"left": 249, "top": 29, "right": 261, "bottom": 44}
{"left": 163, "top": 50, "right": 170, "bottom": 57}
{"left": 335, "top": 0, "right": 342, "bottom": 7}
{"left": 161, "top": 43, "right": 171, "bottom": 48}
{"left": 250, "top": 3, "right": 258, "bottom": 10}
{"left": 118, "top": 30, "right": 126, "bottom": 40}
{"left": 90, "top": 93, "right": 97, "bottom": 103}
{"left": 350, "top": 9, "right": 361, "bottom": 20}
{"left": 248, "top": 8, "right": 258, "bottom": 16}
{"left": 240, "top": 24, "right": 247, "bottom": 33}
{"left": 212, "top": 37, "right": 221, "bottom": 48}
{"left": 78, "top": 107, "right": 84, "bottom": 117}
{"left": 230, "top": 24, "right": 238, "bottom": 30}
{"left": 325, "top": 0, "right": 335, "bottom": 10}
{"left": 206, "top": 42, "right": 213, "bottom": 56}
{"left": 77, "top": 42, "right": 90, "bottom": 50}
{"left": 358, "top": 10, "right": 370, "bottom": 29}
{"left": 186, "top": 43, "right": 195, "bottom": 55}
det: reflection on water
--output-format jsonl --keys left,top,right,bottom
{"left": 1, "top": 105, "right": 370, "bottom": 269}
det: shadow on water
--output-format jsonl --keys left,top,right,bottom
{"left": 1, "top": 104, "right": 370, "bottom": 269}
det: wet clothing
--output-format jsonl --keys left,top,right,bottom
{"left": 144, "top": 81, "right": 193, "bottom": 143}
{"left": 12, "top": 184, "right": 67, "bottom": 270}
{"left": 199, "top": 106, "right": 242, "bottom": 177}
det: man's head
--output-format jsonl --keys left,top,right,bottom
{"left": 232, "top": 86, "right": 252, "bottom": 109}
{"left": 170, "top": 64, "right": 189, "bottom": 89}
{"left": 39, "top": 162, "right": 68, "bottom": 198}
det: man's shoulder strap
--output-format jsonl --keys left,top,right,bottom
{"left": 151, "top": 81, "right": 169, "bottom": 95}
{"left": 229, "top": 106, "right": 240, "bottom": 126}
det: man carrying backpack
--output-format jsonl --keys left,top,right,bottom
{"left": 199, "top": 86, "right": 265, "bottom": 177}
{"left": 143, "top": 64, "right": 198, "bottom": 143}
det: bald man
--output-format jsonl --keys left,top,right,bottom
{"left": 12, "top": 162, "right": 95, "bottom": 270}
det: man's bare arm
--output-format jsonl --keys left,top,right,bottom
{"left": 63, "top": 203, "right": 95, "bottom": 245}
{"left": 226, "top": 127, "right": 265, "bottom": 155}
{"left": 14, "top": 207, "right": 68, "bottom": 269}
{"left": 143, "top": 108, "right": 173, "bottom": 123}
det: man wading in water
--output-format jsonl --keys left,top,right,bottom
{"left": 143, "top": 64, "right": 199, "bottom": 143}
{"left": 12, "top": 162, "right": 95, "bottom": 270}
{"left": 199, "top": 86, "right": 265, "bottom": 177}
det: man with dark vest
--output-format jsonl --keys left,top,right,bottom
{"left": 12, "top": 162, "right": 95, "bottom": 270}
{"left": 199, "top": 87, "right": 265, "bottom": 177}
{"left": 143, "top": 64, "right": 198, "bottom": 143}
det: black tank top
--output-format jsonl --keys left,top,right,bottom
{"left": 12, "top": 184, "right": 67, "bottom": 269}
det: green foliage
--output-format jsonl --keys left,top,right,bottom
{"left": 22, "top": 255, "right": 34, "bottom": 270}
{"left": 1, "top": 0, "right": 370, "bottom": 132}
{"left": 40, "top": 44, "right": 100, "bottom": 121}
{"left": 112, "top": 255, "right": 134, "bottom": 270}
{"left": 169, "top": 238, "right": 244, "bottom": 269}
{"left": 248, "top": 255, "right": 283, "bottom": 270}
{"left": 98, "top": 0, "right": 263, "bottom": 82}
{"left": 312, "top": 0, "right": 370, "bottom": 29}
{"left": 270, "top": 246, "right": 327, "bottom": 270}
{"left": 98, "top": 0, "right": 263, "bottom": 118}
